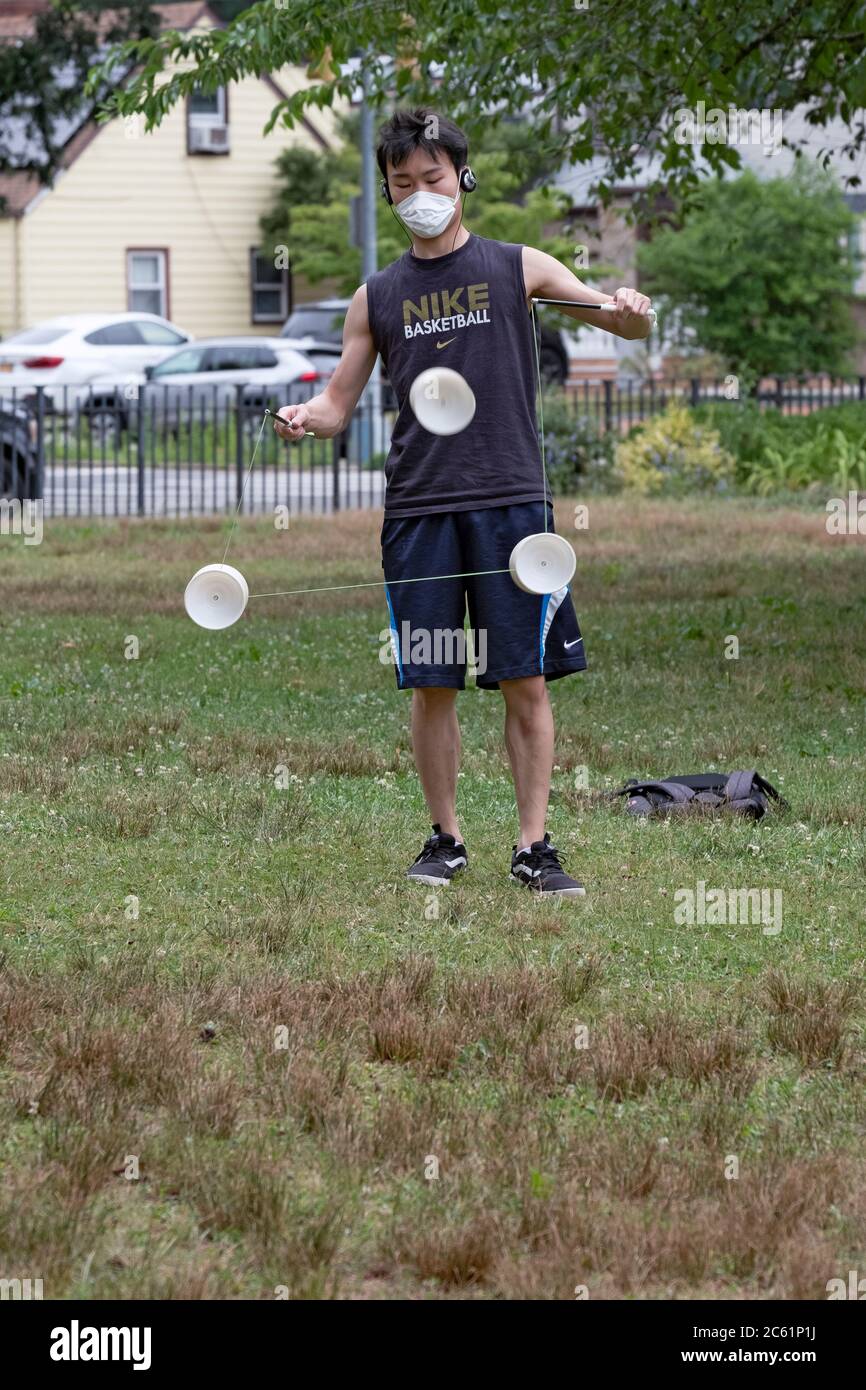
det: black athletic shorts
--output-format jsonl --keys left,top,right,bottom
{"left": 380, "top": 500, "right": 587, "bottom": 690}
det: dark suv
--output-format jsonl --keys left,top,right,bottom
{"left": 0, "top": 400, "right": 38, "bottom": 500}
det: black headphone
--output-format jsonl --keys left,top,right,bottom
{"left": 380, "top": 164, "right": 477, "bottom": 205}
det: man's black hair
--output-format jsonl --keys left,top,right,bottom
{"left": 375, "top": 107, "right": 468, "bottom": 186}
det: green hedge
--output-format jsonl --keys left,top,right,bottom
{"left": 537, "top": 395, "right": 866, "bottom": 496}
{"left": 691, "top": 400, "right": 866, "bottom": 493}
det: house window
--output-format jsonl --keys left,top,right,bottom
{"left": 189, "top": 86, "right": 225, "bottom": 121}
{"left": 127, "top": 250, "right": 167, "bottom": 317}
{"left": 250, "top": 248, "right": 290, "bottom": 324}
{"left": 188, "top": 84, "right": 229, "bottom": 154}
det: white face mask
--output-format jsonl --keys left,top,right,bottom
{"left": 394, "top": 176, "right": 463, "bottom": 238}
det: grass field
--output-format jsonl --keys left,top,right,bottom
{"left": 1, "top": 496, "right": 864, "bottom": 1300}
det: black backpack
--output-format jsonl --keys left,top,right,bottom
{"left": 611, "top": 770, "right": 788, "bottom": 821}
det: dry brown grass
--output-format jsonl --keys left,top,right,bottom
{"left": 390, "top": 1210, "right": 503, "bottom": 1288}
{"left": 1, "top": 943, "right": 864, "bottom": 1298}
{"left": 183, "top": 731, "right": 400, "bottom": 778}
{"left": 0, "top": 755, "right": 74, "bottom": 797}
{"left": 490, "top": 1152, "right": 855, "bottom": 1299}
{"left": 588, "top": 1013, "right": 758, "bottom": 1102}
{"left": 763, "top": 969, "right": 860, "bottom": 1067}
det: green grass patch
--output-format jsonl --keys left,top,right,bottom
{"left": 0, "top": 496, "right": 864, "bottom": 1299}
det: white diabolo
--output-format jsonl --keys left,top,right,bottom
{"left": 184, "top": 563, "right": 249, "bottom": 629}
{"left": 509, "top": 533, "right": 576, "bottom": 595}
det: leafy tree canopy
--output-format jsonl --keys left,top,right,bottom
{"left": 0, "top": 1, "right": 159, "bottom": 197}
{"left": 86, "top": 0, "right": 866, "bottom": 213}
{"left": 638, "top": 166, "right": 859, "bottom": 381}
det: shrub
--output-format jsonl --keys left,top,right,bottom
{"left": 692, "top": 400, "right": 866, "bottom": 491}
{"left": 614, "top": 403, "right": 736, "bottom": 495}
{"left": 691, "top": 400, "right": 793, "bottom": 477}
{"left": 743, "top": 425, "right": 866, "bottom": 496}
{"left": 537, "top": 392, "right": 616, "bottom": 494}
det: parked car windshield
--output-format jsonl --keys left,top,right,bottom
{"left": 150, "top": 347, "right": 207, "bottom": 377}
{"left": 136, "top": 322, "right": 186, "bottom": 346}
{"left": 85, "top": 323, "right": 145, "bottom": 346}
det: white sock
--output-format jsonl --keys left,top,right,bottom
{"left": 517, "top": 843, "right": 532, "bottom": 855}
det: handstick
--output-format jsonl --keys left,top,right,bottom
{"left": 263, "top": 407, "right": 316, "bottom": 438}
{"left": 531, "top": 296, "right": 657, "bottom": 327}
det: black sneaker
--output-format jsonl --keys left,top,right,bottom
{"left": 406, "top": 824, "right": 468, "bottom": 886}
{"left": 510, "top": 833, "right": 585, "bottom": 897}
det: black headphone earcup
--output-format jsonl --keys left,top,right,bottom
{"left": 461, "top": 167, "right": 477, "bottom": 193}
{"left": 380, "top": 179, "right": 391, "bottom": 204}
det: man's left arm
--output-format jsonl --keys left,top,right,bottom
{"left": 521, "top": 245, "right": 653, "bottom": 341}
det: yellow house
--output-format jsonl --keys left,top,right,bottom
{"left": 0, "top": 1, "right": 345, "bottom": 338}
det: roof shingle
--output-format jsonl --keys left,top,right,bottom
{"left": 0, "top": 2, "right": 213, "bottom": 41}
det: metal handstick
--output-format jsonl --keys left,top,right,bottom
{"left": 263, "top": 407, "right": 316, "bottom": 438}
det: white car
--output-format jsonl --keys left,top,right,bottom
{"left": 0, "top": 312, "right": 193, "bottom": 414}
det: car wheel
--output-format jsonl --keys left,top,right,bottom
{"left": 0, "top": 445, "right": 36, "bottom": 501}
{"left": 87, "top": 408, "right": 125, "bottom": 449}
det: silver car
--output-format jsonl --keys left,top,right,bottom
{"left": 141, "top": 337, "right": 320, "bottom": 428}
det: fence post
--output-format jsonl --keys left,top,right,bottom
{"left": 603, "top": 378, "right": 613, "bottom": 435}
{"left": 332, "top": 423, "right": 347, "bottom": 512}
{"left": 775, "top": 377, "right": 784, "bottom": 410}
{"left": 34, "top": 386, "right": 45, "bottom": 501}
{"left": 859, "top": 377, "right": 865, "bottom": 402}
{"left": 136, "top": 386, "right": 145, "bottom": 517}
{"left": 235, "top": 385, "right": 245, "bottom": 511}
{"left": 690, "top": 378, "right": 700, "bottom": 408}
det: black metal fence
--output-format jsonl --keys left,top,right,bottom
{"left": 555, "top": 374, "right": 866, "bottom": 437}
{"left": 2, "top": 375, "right": 865, "bottom": 517}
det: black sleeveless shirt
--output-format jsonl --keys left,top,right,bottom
{"left": 365, "top": 232, "right": 551, "bottom": 518}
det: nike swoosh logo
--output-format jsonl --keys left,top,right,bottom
{"left": 564, "top": 638, "right": 583, "bottom": 650}
{"left": 436, "top": 338, "right": 456, "bottom": 349}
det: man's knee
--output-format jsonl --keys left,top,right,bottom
{"left": 501, "top": 675, "right": 548, "bottom": 706}
{"left": 501, "top": 676, "right": 549, "bottom": 727}
{"left": 412, "top": 686, "right": 459, "bottom": 709}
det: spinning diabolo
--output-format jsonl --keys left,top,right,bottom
{"left": 184, "top": 564, "right": 249, "bottom": 629}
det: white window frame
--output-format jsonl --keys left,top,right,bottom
{"left": 188, "top": 85, "right": 226, "bottom": 127}
{"left": 127, "top": 250, "right": 167, "bottom": 317}
{"left": 250, "top": 247, "right": 290, "bottom": 324}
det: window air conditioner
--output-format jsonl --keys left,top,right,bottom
{"left": 189, "top": 123, "right": 230, "bottom": 153}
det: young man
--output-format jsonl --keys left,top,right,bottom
{"left": 274, "top": 108, "right": 652, "bottom": 897}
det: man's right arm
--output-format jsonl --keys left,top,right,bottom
{"left": 273, "top": 284, "right": 378, "bottom": 440}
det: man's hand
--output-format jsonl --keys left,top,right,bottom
{"left": 273, "top": 404, "right": 311, "bottom": 441}
{"left": 608, "top": 287, "right": 654, "bottom": 340}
